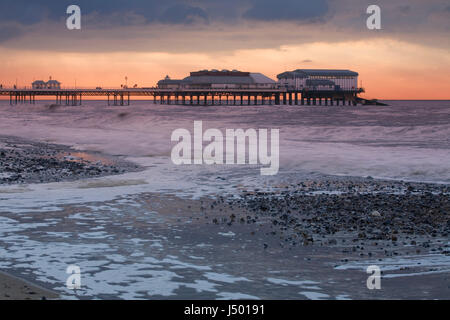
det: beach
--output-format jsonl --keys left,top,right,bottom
{"left": 0, "top": 100, "right": 448, "bottom": 299}
{"left": 0, "top": 270, "right": 58, "bottom": 300}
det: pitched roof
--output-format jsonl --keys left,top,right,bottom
{"left": 182, "top": 75, "right": 254, "bottom": 85}
{"left": 250, "top": 73, "right": 276, "bottom": 84}
{"left": 181, "top": 72, "right": 275, "bottom": 85}
{"left": 157, "top": 70, "right": 276, "bottom": 86}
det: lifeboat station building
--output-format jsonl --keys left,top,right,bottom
{"left": 277, "top": 69, "right": 359, "bottom": 91}
{"left": 276, "top": 69, "right": 363, "bottom": 106}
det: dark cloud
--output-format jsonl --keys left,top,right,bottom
{"left": 0, "top": 23, "right": 25, "bottom": 42}
{"left": 0, "top": 0, "right": 207, "bottom": 25}
{"left": 397, "top": 5, "right": 412, "bottom": 14}
{"left": 159, "top": 4, "right": 209, "bottom": 25}
{"left": 0, "top": 1, "right": 67, "bottom": 24}
{"left": 243, "top": 0, "right": 329, "bottom": 21}
{"left": 0, "top": 0, "right": 448, "bottom": 52}
{"left": 0, "top": 0, "right": 331, "bottom": 26}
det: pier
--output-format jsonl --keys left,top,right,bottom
{"left": 0, "top": 88, "right": 364, "bottom": 106}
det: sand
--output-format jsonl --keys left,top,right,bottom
{"left": 0, "top": 271, "right": 59, "bottom": 300}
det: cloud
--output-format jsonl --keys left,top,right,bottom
{"left": 0, "top": 0, "right": 209, "bottom": 25}
{"left": 0, "top": 23, "right": 26, "bottom": 42}
{"left": 159, "top": 4, "right": 209, "bottom": 25}
{"left": 0, "top": 0, "right": 330, "bottom": 26}
{"left": 0, "top": 0, "right": 448, "bottom": 53}
{"left": 243, "top": 0, "right": 329, "bottom": 21}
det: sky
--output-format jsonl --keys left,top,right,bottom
{"left": 0, "top": 0, "right": 449, "bottom": 99}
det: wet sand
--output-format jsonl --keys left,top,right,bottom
{"left": 0, "top": 271, "right": 58, "bottom": 300}
{"left": 2, "top": 186, "right": 448, "bottom": 299}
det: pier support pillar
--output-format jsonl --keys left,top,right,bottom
{"left": 275, "top": 94, "right": 280, "bottom": 105}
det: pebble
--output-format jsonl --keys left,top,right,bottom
{"left": 0, "top": 138, "right": 137, "bottom": 185}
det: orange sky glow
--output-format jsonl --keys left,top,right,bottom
{"left": 1, "top": 38, "right": 449, "bottom": 100}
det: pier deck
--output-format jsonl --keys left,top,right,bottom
{"left": 0, "top": 88, "right": 364, "bottom": 106}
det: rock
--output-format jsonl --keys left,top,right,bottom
{"left": 328, "top": 239, "right": 337, "bottom": 245}
{"left": 371, "top": 210, "right": 381, "bottom": 217}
